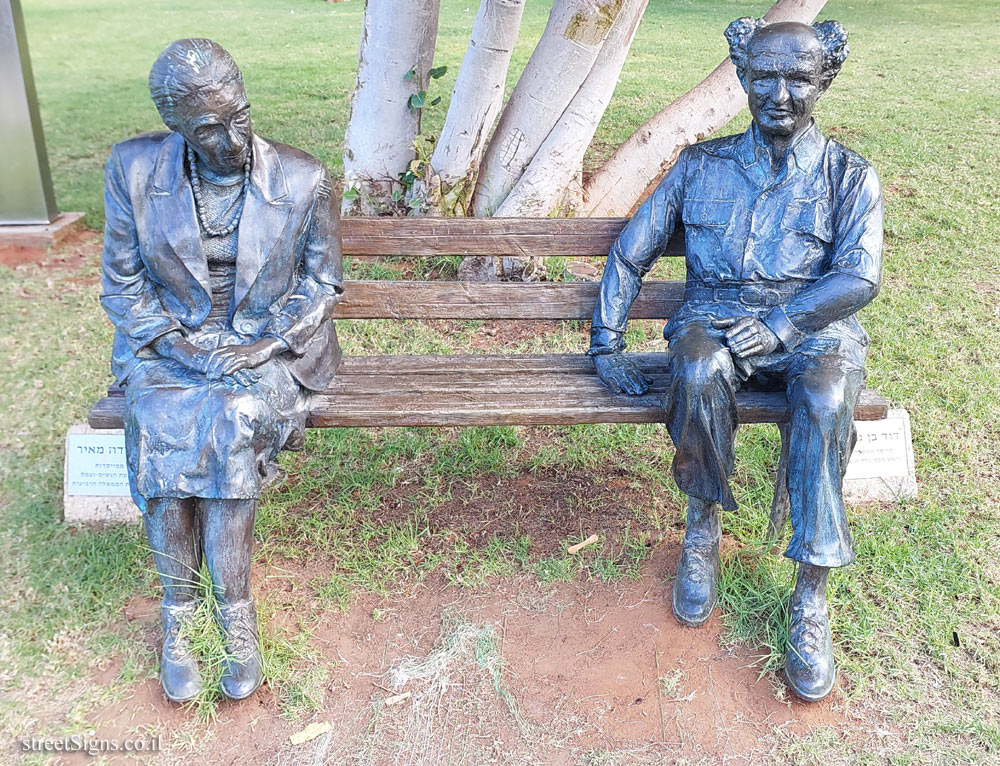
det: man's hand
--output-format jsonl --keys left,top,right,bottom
{"left": 593, "top": 353, "right": 652, "bottom": 396}
{"left": 203, "top": 337, "right": 288, "bottom": 381}
{"left": 712, "top": 316, "right": 779, "bottom": 359}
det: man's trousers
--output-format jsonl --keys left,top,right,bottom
{"left": 663, "top": 319, "right": 865, "bottom": 568}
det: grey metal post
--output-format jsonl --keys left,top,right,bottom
{"left": 1, "top": 0, "right": 58, "bottom": 224}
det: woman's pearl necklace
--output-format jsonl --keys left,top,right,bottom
{"left": 187, "top": 143, "right": 251, "bottom": 237}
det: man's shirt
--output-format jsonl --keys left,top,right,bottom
{"left": 590, "top": 121, "right": 883, "bottom": 354}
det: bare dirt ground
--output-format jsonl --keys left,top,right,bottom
{"left": 68, "top": 546, "right": 852, "bottom": 766}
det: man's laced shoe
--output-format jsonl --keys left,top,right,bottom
{"left": 160, "top": 602, "right": 202, "bottom": 703}
{"left": 784, "top": 601, "right": 836, "bottom": 702}
{"left": 672, "top": 541, "right": 720, "bottom": 626}
{"left": 217, "top": 599, "right": 264, "bottom": 700}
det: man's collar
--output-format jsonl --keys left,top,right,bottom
{"left": 733, "top": 120, "right": 826, "bottom": 174}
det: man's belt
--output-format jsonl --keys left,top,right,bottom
{"left": 684, "top": 280, "right": 812, "bottom": 308}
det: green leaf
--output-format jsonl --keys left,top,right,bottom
{"left": 404, "top": 68, "right": 416, "bottom": 81}
{"left": 390, "top": 188, "right": 403, "bottom": 202}
{"left": 342, "top": 187, "right": 359, "bottom": 202}
{"left": 429, "top": 65, "right": 448, "bottom": 79}
{"left": 430, "top": 96, "right": 442, "bottom": 106}
{"left": 408, "top": 91, "right": 426, "bottom": 110}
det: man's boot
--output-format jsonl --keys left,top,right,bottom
{"left": 672, "top": 497, "right": 722, "bottom": 626}
{"left": 160, "top": 601, "right": 203, "bottom": 702}
{"left": 785, "top": 563, "right": 836, "bottom": 701}
{"left": 217, "top": 598, "right": 264, "bottom": 700}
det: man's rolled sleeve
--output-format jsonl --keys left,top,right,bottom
{"left": 829, "top": 164, "right": 883, "bottom": 288}
{"left": 763, "top": 161, "right": 883, "bottom": 342}
{"left": 762, "top": 305, "right": 807, "bottom": 351}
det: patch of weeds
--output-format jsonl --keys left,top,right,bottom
{"left": 657, "top": 668, "right": 687, "bottom": 699}
{"left": 545, "top": 256, "right": 569, "bottom": 282}
{"left": 443, "top": 533, "right": 533, "bottom": 587}
{"left": 429, "top": 426, "right": 523, "bottom": 478}
{"left": 345, "top": 257, "right": 401, "bottom": 281}
{"left": 413, "top": 255, "right": 462, "bottom": 280}
{"left": 534, "top": 554, "right": 578, "bottom": 584}
{"left": 312, "top": 573, "right": 353, "bottom": 613}
{"left": 262, "top": 611, "right": 330, "bottom": 720}
{"left": 589, "top": 528, "right": 653, "bottom": 582}
{"left": 717, "top": 547, "right": 794, "bottom": 674}
{"left": 388, "top": 608, "right": 527, "bottom": 732}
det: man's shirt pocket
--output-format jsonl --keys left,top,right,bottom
{"left": 682, "top": 198, "right": 735, "bottom": 228}
{"left": 781, "top": 199, "right": 833, "bottom": 244}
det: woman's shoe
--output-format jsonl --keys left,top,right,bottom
{"left": 217, "top": 599, "right": 264, "bottom": 700}
{"left": 160, "top": 602, "right": 203, "bottom": 703}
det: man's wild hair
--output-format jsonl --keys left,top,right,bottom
{"left": 149, "top": 39, "right": 244, "bottom": 128}
{"left": 724, "top": 18, "right": 849, "bottom": 91}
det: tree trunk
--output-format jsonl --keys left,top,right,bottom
{"left": 471, "top": 0, "right": 626, "bottom": 218}
{"left": 419, "top": 0, "right": 526, "bottom": 217}
{"left": 581, "top": 0, "right": 827, "bottom": 217}
{"left": 494, "top": 0, "right": 647, "bottom": 219}
{"left": 342, "top": 0, "right": 441, "bottom": 215}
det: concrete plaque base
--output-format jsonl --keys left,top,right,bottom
{"left": 844, "top": 408, "right": 917, "bottom": 503}
{"left": 63, "top": 424, "right": 140, "bottom": 525}
{"left": 0, "top": 211, "right": 85, "bottom": 251}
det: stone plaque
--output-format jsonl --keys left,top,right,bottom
{"left": 66, "top": 432, "right": 129, "bottom": 496}
{"left": 63, "top": 424, "right": 139, "bottom": 524}
{"left": 843, "top": 409, "right": 917, "bottom": 503}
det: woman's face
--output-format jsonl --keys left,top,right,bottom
{"left": 173, "top": 79, "right": 252, "bottom": 177}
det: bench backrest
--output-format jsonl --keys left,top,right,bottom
{"left": 335, "top": 218, "right": 685, "bottom": 320}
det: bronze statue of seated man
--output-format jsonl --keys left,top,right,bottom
{"left": 589, "top": 18, "right": 882, "bottom": 701}
{"left": 101, "top": 39, "right": 343, "bottom": 702}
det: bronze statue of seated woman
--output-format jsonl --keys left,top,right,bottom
{"left": 101, "top": 39, "right": 343, "bottom": 702}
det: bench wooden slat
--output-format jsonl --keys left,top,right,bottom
{"left": 89, "top": 353, "right": 889, "bottom": 429}
{"left": 336, "top": 280, "right": 684, "bottom": 320}
{"left": 340, "top": 217, "right": 685, "bottom": 258}
{"left": 340, "top": 352, "right": 667, "bottom": 375}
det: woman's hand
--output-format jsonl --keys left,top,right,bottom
{"left": 153, "top": 333, "right": 210, "bottom": 374}
{"left": 203, "top": 337, "right": 288, "bottom": 381}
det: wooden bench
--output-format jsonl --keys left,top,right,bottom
{"left": 88, "top": 217, "right": 889, "bottom": 532}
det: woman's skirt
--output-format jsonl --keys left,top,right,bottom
{"left": 122, "top": 351, "right": 307, "bottom": 510}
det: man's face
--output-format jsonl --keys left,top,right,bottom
{"left": 746, "top": 26, "right": 824, "bottom": 139}
{"left": 172, "top": 79, "right": 252, "bottom": 176}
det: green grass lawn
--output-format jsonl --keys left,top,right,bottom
{"left": 3, "top": 0, "right": 1000, "bottom": 762}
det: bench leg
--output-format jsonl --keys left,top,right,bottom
{"left": 767, "top": 422, "right": 791, "bottom": 543}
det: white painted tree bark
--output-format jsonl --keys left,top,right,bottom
{"left": 471, "top": 0, "right": 628, "bottom": 217}
{"left": 494, "top": 0, "right": 648, "bottom": 218}
{"left": 342, "top": 0, "right": 441, "bottom": 215}
{"left": 419, "top": 0, "right": 526, "bottom": 216}
{"left": 581, "top": 0, "right": 828, "bottom": 217}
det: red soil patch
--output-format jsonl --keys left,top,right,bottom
{"left": 0, "top": 228, "right": 99, "bottom": 271}
{"left": 63, "top": 547, "right": 848, "bottom": 765}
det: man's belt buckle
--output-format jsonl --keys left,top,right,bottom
{"left": 738, "top": 285, "right": 769, "bottom": 307}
